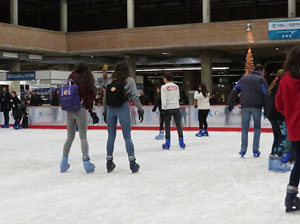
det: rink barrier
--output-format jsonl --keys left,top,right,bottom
{"left": 0, "top": 105, "right": 272, "bottom": 132}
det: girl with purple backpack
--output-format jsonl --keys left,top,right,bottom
{"left": 60, "top": 63, "right": 97, "bottom": 173}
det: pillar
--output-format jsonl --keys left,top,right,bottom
{"left": 10, "top": 0, "right": 18, "bottom": 25}
{"left": 125, "top": 55, "right": 136, "bottom": 80}
{"left": 203, "top": 0, "right": 210, "bottom": 23}
{"left": 183, "top": 71, "right": 196, "bottom": 104}
{"left": 201, "top": 52, "right": 213, "bottom": 93}
{"left": 288, "top": 0, "right": 296, "bottom": 18}
{"left": 60, "top": 0, "right": 68, "bottom": 32}
{"left": 127, "top": 0, "right": 135, "bottom": 28}
{"left": 8, "top": 61, "right": 21, "bottom": 94}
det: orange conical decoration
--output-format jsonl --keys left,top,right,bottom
{"left": 244, "top": 48, "right": 255, "bottom": 75}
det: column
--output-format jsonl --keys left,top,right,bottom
{"left": 288, "top": 0, "right": 296, "bottom": 18}
{"left": 203, "top": 0, "right": 210, "bottom": 23}
{"left": 60, "top": 0, "right": 68, "bottom": 32}
{"left": 127, "top": 0, "right": 135, "bottom": 28}
{"left": 8, "top": 61, "right": 21, "bottom": 94}
{"left": 201, "top": 52, "right": 213, "bottom": 93}
{"left": 125, "top": 55, "right": 136, "bottom": 80}
{"left": 183, "top": 71, "right": 196, "bottom": 104}
{"left": 10, "top": 0, "right": 18, "bottom": 25}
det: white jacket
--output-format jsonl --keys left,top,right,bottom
{"left": 194, "top": 91, "right": 210, "bottom": 110}
{"left": 161, "top": 82, "right": 180, "bottom": 110}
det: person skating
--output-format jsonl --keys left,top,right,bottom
{"left": 103, "top": 61, "right": 144, "bottom": 173}
{"left": 0, "top": 87, "right": 12, "bottom": 128}
{"left": 275, "top": 46, "right": 300, "bottom": 212}
{"left": 14, "top": 98, "right": 30, "bottom": 130}
{"left": 194, "top": 84, "right": 211, "bottom": 137}
{"left": 161, "top": 73, "right": 185, "bottom": 150}
{"left": 10, "top": 91, "right": 21, "bottom": 129}
{"left": 152, "top": 85, "right": 164, "bottom": 140}
{"left": 60, "top": 63, "right": 97, "bottom": 174}
{"left": 267, "top": 69, "right": 291, "bottom": 172}
{"left": 228, "top": 64, "right": 270, "bottom": 158}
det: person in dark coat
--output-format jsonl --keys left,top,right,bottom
{"left": 0, "top": 87, "right": 12, "bottom": 128}
{"left": 30, "top": 90, "right": 43, "bottom": 106}
{"left": 139, "top": 90, "right": 150, "bottom": 105}
{"left": 152, "top": 85, "right": 164, "bottom": 140}
{"left": 51, "top": 89, "right": 60, "bottom": 106}
{"left": 228, "top": 64, "right": 270, "bottom": 158}
{"left": 10, "top": 91, "right": 21, "bottom": 129}
{"left": 14, "top": 98, "right": 30, "bottom": 130}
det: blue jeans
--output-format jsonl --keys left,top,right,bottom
{"left": 241, "top": 108, "right": 262, "bottom": 153}
{"left": 106, "top": 102, "right": 135, "bottom": 161}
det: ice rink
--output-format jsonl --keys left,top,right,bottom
{"left": 0, "top": 129, "right": 299, "bottom": 224}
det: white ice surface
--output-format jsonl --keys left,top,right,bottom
{"left": 0, "top": 129, "right": 299, "bottom": 224}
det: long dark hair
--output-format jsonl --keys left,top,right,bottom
{"left": 200, "top": 84, "right": 209, "bottom": 97}
{"left": 284, "top": 46, "right": 300, "bottom": 80}
{"left": 73, "top": 62, "right": 95, "bottom": 90}
{"left": 112, "top": 61, "right": 130, "bottom": 83}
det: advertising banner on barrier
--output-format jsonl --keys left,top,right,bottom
{"left": 0, "top": 105, "right": 271, "bottom": 130}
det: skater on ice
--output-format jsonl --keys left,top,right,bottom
{"left": 152, "top": 85, "right": 165, "bottom": 140}
{"left": 266, "top": 69, "right": 291, "bottom": 172}
{"left": 275, "top": 46, "right": 300, "bottom": 212}
{"left": 228, "top": 64, "right": 270, "bottom": 158}
{"left": 103, "top": 61, "right": 144, "bottom": 173}
{"left": 194, "top": 84, "right": 211, "bottom": 137}
{"left": 161, "top": 73, "right": 186, "bottom": 150}
{"left": 59, "top": 62, "right": 97, "bottom": 174}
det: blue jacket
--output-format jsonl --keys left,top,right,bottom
{"left": 228, "top": 71, "right": 270, "bottom": 112}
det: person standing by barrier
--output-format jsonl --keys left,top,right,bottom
{"left": 194, "top": 84, "right": 211, "bottom": 137}
{"left": 276, "top": 47, "right": 300, "bottom": 212}
{"left": 103, "top": 61, "right": 144, "bottom": 174}
{"left": 267, "top": 69, "right": 291, "bottom": 172}
{"left": 10, "top": 91, "right": 21, "bottom": 129}
{"left": 0, "top": 87, "right": 11, "bottom": 128}
{"left": 228, "top": 64, "right": 270, "bottom": 158}
{"left": 30, "top": 90, "right": 43, "bottom": 106}
{"left": 152, "top": 85, "right": 164, "bottom": 140}
{"left": 161, "top": 73, "right": 185, "bottom": 150}
{"left": 60, "top": 63, "right": 97, "bottom": 174}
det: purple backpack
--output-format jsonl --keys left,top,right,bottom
{"left": 60, "top": 80, "right": 81, "bottom": 111}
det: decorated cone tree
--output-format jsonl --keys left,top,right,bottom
{"left": 245, "top": 48, "right": 255, "bottom": 75}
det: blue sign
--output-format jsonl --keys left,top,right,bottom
{"left": 6, "top": 71, "right": 36, "bottom": 81}
{"left": 269, "top": 19, "right": 300, "bottom": 40}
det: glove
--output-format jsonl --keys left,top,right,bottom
{"left": 227, "top": 106, "right": 233, "bottom": 112}
{"left": 90, "top": 112, "right": 99, "bottom": 124}
{"left": 152, "top": 107, "right": 156, "bottom": 112}
{"left": 138, "top": 110, "right": 144, "bottom": 123}
{"left": 102, "top": 112, "right": 107, "bottom": 124}
{"left": 282, "top": 152, "right": 292, "bottom": 164}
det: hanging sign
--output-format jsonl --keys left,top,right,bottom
{"left": 6, "top": 71, "right": 36, "bottom": 81}
{"left": 269, "top": 19, "right": 300, "bottom": 40}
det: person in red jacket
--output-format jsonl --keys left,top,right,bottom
{"left": 275, "top": 46, "right": 300, "bottom": 212}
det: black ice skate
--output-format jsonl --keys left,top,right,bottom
{"left": 285, "top": 186, "right": 300, "bottom": 213}
{"left": 130, "top": 159, "right": 140, "bottom": 173}
{"left": 106, "top": 160, "right": 116, "bottom": 173}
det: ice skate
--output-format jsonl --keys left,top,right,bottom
{"left": 179, "top": 138, "right": 186, "bottom": 149}
{"left": 83, "top": 159, "right": 95, "bottom": 173}
{"left": 239, "top": 151, "right": 246, "bottom": 158}
{"left": 155, "top": 131, "right": 164, "bottom": 140}
{"left": 253, "top": 150, "right": 260, "bottom": 158}
{"left": 162, "top": 139, "right": 170, "bottom": 150}
{"left": 285, "top": 187, "right": 300, "bottom": 213}
{"left": 203, "top": 129, "right": 209, "bottom": 137}
{"left": 60, "top": 156, "right": 70, "bottom": 173}
{"left": 268, "top": 154, "right": 276, "bottom": 171}
{"left": 106, "top": 160, "right": 116, "bottom": 173}
{"left": 130, "top": 159, "right": 140, "bottom": 173}
{"left": 195, "top": 129, "right": 204, "bottom": 137}
{"left": 13, "top": 124, "right": 19, "bottom": 130}
{"left": 282, "top": 152, "right": 292, "bottom": 164}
